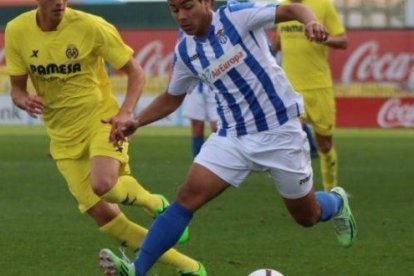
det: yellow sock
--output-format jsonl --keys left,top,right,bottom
{"left": 99, "top": 213, "right": 199, "bottom": 272}
{"left": 319, "top": 147, "right": 338, "bottom": 191}
{"left": 101, "top": 175, "right": 162, "bottom": 215}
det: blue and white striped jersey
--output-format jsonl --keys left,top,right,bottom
{"left": 169, "top": 1, "right": 303, "bottom": 137}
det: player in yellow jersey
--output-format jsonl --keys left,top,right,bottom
{"left": 5, "top": 0, "right": 205, "bottom": 275}
{"left": 272, "top": 0, "right": 348, "bottom": 191}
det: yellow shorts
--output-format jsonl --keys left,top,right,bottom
{"left": 55, "top": 124, "right": 130, "bottom": 213}
{"left": 300, "top": 87, "right": 336, "bottom": 136}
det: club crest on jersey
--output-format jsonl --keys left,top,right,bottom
{"left": 66, "top": 44, "right": 79, "bottom": 59}
{"left": 216, "top": 29, "right": 228, "bottom": 44}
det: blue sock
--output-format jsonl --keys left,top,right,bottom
{"left": 134, "top": 203, "right": 193, "bottom": 275}
{"left": 303, "top": 124, "right": 317, "bottom": 153}
{"left": 315, "top": 191, "right": 343, "bottom": 221}
{"left": 192, "top": 136, "right": 204, "bottom": 157}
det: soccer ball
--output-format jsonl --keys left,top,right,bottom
{"left": 248, "top": 268, "right": 284, "bottom": 276}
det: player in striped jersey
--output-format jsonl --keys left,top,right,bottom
{"left": 102, "top": 0, "right": 357, "bottom": 275}
{"left": 183, "top": 81, "right": 218, "bottom": 157}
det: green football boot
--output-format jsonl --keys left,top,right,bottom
{"left": 154, "top": 194, "right": 190, "bottom": 244}
{"left": 179, "top": 262, "right": 207, "bottom": 276}
{"left": 331, "top": 187, "right": 357, "bottom": 248}
{"left": 99, "top": 248, "right": 134, "bottom": 276}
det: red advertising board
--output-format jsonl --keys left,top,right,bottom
{"left": 120, "top": 30, "right": 178, "bottom": 78}
{"left": 337, "top": 97, "right": 414, "bottom": 128}
{"left": 0, "top": 29, "right": 413, "bottom": 128}
{"left": 329, "top": 29, "right": 414, "bottom": 94}
{"left": 1, "top": 29, "right": 413, "bottom": 88}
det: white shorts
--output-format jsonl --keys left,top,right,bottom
{"left": 194, "top": 118, "right": 313, "bottom": 199}
{"left": 183, "top": 83, "right": 218, "bottom": 122}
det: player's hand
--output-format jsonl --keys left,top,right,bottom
{"left": 102, "top": 116, "right": 138, "bottom": 148}
{"left": 24, "top": 95, "right": 44, "bottom": 118}
{"left": 305, "top": 20, "right": 329, "bottom": 43}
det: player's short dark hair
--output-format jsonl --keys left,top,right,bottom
{"left": 199, "top": 0, "right": 215, "bottom": 9}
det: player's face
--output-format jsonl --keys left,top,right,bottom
{"left": 36, "top": 0, "right": 68, "bottom": 22}
{"left": 168, "top": 0, "right": 212, "bottom": 37}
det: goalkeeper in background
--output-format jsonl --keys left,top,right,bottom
{"left": 272, "top": 0, "right": 348, "bottom": 191}
{"left": 4, "top": 0, "right": 204, "bottom": 275}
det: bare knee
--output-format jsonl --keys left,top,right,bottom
{"left": 91, "top": 173, "right": 118, "bottom": 196}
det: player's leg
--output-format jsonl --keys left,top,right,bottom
{"left": 56, "top": 158, "right": 203, "bottom": 275}
{"left": 90, "top": 156, "right": 162, "bottom": 215}
{"left": 133, "top": 163, "right": 230, "bottom": 275}
{"left": 90, "top": 202, "right": 203, "bottom": 275}
{"left": 132, "top": 133, "right": 250, "bottom": 275}
{"left": 303, "top": 87, "right": 338, "bottom": 191}
{"left": 267, "top": 118, "right": 356, "bottom": 247}
{"left": 89, "top": 125, "right": 163, "bottom": 215}
{"left": 312, "top": 87, "right": 337, "bottom": 191}
{"left": 190, "top": 119, "right": 205, "bottom": 157}
{"left": 315, "top": 133, "right": 337, "bottom": 191}
{"left": 89, "top": 124, "right": 189, "bottom": 244}
{"left": 283, "top": 188, "right": 356, "bottom": 248}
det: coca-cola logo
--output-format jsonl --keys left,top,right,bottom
{"left": 134, "top": 41, "right": 174, "bottom": 77}
{"left": 377, "top": 98, "right": 414, "bottom": 128}
{"left": 342, "top": 41, "right": 414, "bottom": 90}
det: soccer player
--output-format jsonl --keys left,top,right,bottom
{"left": 272, "top": 0, "right": 348, "bottom": 191}
{"left": 4, "top": 0, "right": 204, "bottom": 275}
{"left": 183, "top": 81, "right": 218, "bottom": 157}
{"left": 102, "top": 0, "right": 357, "bottom": 275}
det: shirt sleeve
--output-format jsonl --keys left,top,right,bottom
{"left": 4, "top": 23, "right": 28, "bottom": 76}
{"left": 324, "top": 0, "right": 345, "bottom": 36}
{"left": 167, "top": 52, "right": 198, "bottom": 96}
{"left": 93, "top": 17, "right": 134, "bottom": 69}
{"left": 227, "top": 1, "right": 276, "bottom": 32}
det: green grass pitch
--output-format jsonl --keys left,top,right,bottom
{"left": 0, "top": 126, "right": 413, "bottom": 275}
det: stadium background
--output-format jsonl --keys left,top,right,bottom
{"left": 0, "top": 1, "right": 413, "bottom": 276}
{"left": 0, "top": 0, "right": 413, "bottom": 128}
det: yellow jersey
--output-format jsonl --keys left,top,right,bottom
{"left": 277, "top": 0, "right": 345, "bottom": 90}
{"left": 5, "top": 8, "right": 133, "bottom": 147}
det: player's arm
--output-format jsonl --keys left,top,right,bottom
{"left": 104, "top": 58, "right": 145, "bottom": 129}
{"left": 118, "top": 58, "right": 145, "bottom": 116}
{"left": 323, "top": 33, "right": 347, "bottom": 49}
{"left": 10, "top": 74, "right": 44, "bottom": 118}
{"left": 323, "top": 1, "right": 348, "bottom": 50}
{"left": 135, "top": 91, "right": 185, "bottom": 128}
{"left": 275, "top": 3, "right": 328, "bottom": 43}
{"left": 109, "top": 92, "right": 185, "bottom": 144}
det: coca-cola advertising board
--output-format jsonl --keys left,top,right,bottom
{"left": 0, "top": 29, "right": 414, "bottom": 127}
{"left": 337, "top": 97, "right": 414, "bottom": 128}
{"left": 329, "top": 29, "right": 414, "bottom": 94}
{"left": 1, "top": 29, "right": 413, "bottom": 95}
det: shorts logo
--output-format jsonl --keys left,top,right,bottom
{"left": 299, "top": 175, "right": 310, "bottom": 185}
{"left": 216, "top": 29, "right": 228, "bottom": 44}
{"left": 66, "top": 44, "right": 79, "bottom": 59}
